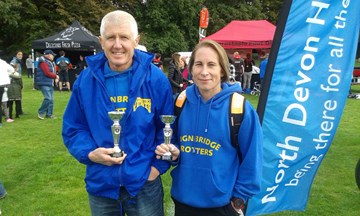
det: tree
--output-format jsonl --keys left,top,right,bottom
{"left": 260, "top": 0, "right": 284, "bottom": 24}
{"left": 0, "top": 0, "right": 115, "bottom": 58}
{"left": 0, "top": 0, "right": 25, "bottom": 56}
{"left": 0, "top": 0, "right": 283, "bottom": 58}
{"left": 129, "top": 0, "right": 200, "bottom": 55}
{"left": 205, "top": 0, "right": 266, "bottom": 36}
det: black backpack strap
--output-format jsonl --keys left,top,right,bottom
{"left": 229, "top": 92, "right": 245, "bottom": 161}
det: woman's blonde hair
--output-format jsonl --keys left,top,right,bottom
{"left": 171, "top": 53, "right": 183, "bottom": 70}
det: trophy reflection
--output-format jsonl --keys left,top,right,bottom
{"left": 160, "top": 115, "right": 176, "bottom": 161}
{"left": 108, "top": 111, "right": 125, "bottom": 158}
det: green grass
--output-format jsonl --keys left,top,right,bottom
{"left": 354, "top": 59, "right": 360, "bottom": 68}
{"left": 0, "top": 78, "right": 359, "bottom": 215}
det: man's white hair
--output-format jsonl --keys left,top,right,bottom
{"left": 100, "top": 10, "right": 138, "bottom": 39}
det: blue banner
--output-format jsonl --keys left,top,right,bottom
{"left": 248, "top": 0, "right": 360, "bottom": 215}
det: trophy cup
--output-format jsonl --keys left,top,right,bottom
{"left": 108, "top": 111, "right": 125, "bottom": 158}
{"left": 160, "top": 115, "right": 176, "bottom": 161}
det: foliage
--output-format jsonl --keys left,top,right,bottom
{"left": 260, "top": 0, "right": 284, "bottom": 23}
{"left": 0, "top": 0, "right": 115, "bottom": 58}
{"left": 0, "top": 0, "right": 283, "bottom": 59}
{"left": 132, "top": 0, "right": 200, "bottom": 54}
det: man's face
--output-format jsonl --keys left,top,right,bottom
{"left": 48, "top": 54, "right": 55, "bottom": 61}
{"left": 99, "top": 22, "right": 139, "bottom": 71}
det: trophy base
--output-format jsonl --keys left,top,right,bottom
{"left": 111, "top": 151, "right": 124, "bottom": 158}
{"left": 161, "top": 152, "right": 172, "bottom": 161}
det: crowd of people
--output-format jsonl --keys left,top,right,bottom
{"left": 163, "top": 48, "right": 269, "bottom": 97}
{"left": 1, "top": 9, "right": 265, "bottom": 216}
{"left": 0, "top": 53, "right": 17, "bottom": 209}
{"left": 228, "top": 50, "right": 269, "bottom": 94}
{"left": 0, "top": 49, "right": 90, "bottom": 123}
{"left": 0, "top": 51, "right": 24, "bottom": 125}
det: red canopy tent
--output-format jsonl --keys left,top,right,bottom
{"left": 203, "top": 20, "right": 276, "bottom": 49}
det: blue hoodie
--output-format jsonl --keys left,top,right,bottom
{"left": 62, "top": 50, "right": 174, "bottom": 199}
{"left": 171, "top": 83, "right": 263, "bottom": 208}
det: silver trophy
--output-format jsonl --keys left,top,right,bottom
{"left": 160, "top": 115, "right": 176, "bottom": 161}
{"left": 108, "top": 111, "right": 125, "bottom": 158}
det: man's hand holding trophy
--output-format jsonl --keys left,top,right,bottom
{"left": 88, "top": 111, "right": 127, "bottom": 166}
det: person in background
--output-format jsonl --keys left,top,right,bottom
{"left": 2, "top": 87, "right": 14, "bottom": 123}
{"left": 0, "top": 180, "right": 6, "bottom": 215}
{"left": 35, "top": 50, "right": 59, "bottom": 120}
{"left": 77, "top": 55, "right": 87, "bottom": 70}
{"left": 0, "top": 181, "right": 6, "bottom": 199}
{"left": 228, "top": 57, "right": 236, "bottom": 83}
{"left": 180, "top": 56, "right": 192, "bottom": 90}
{"left": 155, "top": 40, "right": 263, "bottom": 216}
{"left": 9, "top": 50, "right": 24, "bottom": 114}
{"left": 152, "top": 53, "right": 164, "bottom": 71}
{"left": 0, "top": 57, "right": 16, "bottom": 127}
{"left": 62, "top": 10, "right": 173, "bottom": 216}
{"left": 55, "top": 50, "right": 72, "bottom": 92}
{"left": 168, "top": 53, "right": 191, "bottom": 98}
{"left": 259, "top": 52, "right": 269, "bottom": 85}
{"left": 232, "top": 51, "right": 244, "bottom": 84}
{"left": 10, "top": 51, "right": 23, "bottom": 75}
{"left": 7, "top": 69, "right": 23, "bottom": 120}
{"left": 243, "top": 53, "right": 255, "bottom": 93}
{"left": 26, "top": 53, "right": 34, "bottom": 78}
{"left": 75, "top": 54, "right": 87, "bottom": 77}
{"left": 33, "top": 54, "right": 41, "bottom": 90}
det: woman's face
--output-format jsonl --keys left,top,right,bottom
{"left": 179, "top": 59, "right": 185, "bottom": 69}
{"left": 16, "top": 52, "right": 23, "bottom": 60}
{"left": 191, "top": 46, "right": 223, "bottom": 101}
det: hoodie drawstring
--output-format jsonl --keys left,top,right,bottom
{"left": 204, "top": 97, "right": 214, "bottom": 133}
{"left": 195, "top": 94, "right": 201, "bottom": 133}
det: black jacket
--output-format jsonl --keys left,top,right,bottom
{"left": 167, "top": 61, "right": 189, "bottom": 94}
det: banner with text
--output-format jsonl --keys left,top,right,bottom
{"left": 199, "top": 6, "right": 209, "bottom": 41}
{"left": 247, "top": 0, "right": 360, "bottom": 215}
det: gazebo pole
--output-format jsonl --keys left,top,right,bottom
{"left": 31, "top": 49, "right": 35, "bottom": 90}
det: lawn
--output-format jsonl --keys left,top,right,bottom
{"left": 0, "top": 77, "right": 359, "bottom": 215}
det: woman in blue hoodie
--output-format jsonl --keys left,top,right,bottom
{"left": 156, "top": 40, "right": 263, "bottom": 216}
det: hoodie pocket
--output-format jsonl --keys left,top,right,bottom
{"left": 171, "top": 164, "right": 228, "bottom": 207}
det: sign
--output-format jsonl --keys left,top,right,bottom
{"left": 199, "top": 6, "right": 209, "bottom": 40}
{"left": 248, "top": 0, "right": 360, "bottom": 215}
{"left": 199, "top": 7, "right": 209, "bottom": 28}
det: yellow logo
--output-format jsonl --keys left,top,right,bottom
{"left": 133, "top": 97, "right": 151, "bottom": 113}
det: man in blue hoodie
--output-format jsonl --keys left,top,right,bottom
{"left": 156, "top": 40, "right": 263, "bottom": 216}
{"left": 62, "top": 10, "right": 173, "bottom": 216}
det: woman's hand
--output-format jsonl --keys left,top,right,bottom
{"left": 155, "top": 143, "right": 180, "bottom": 161}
